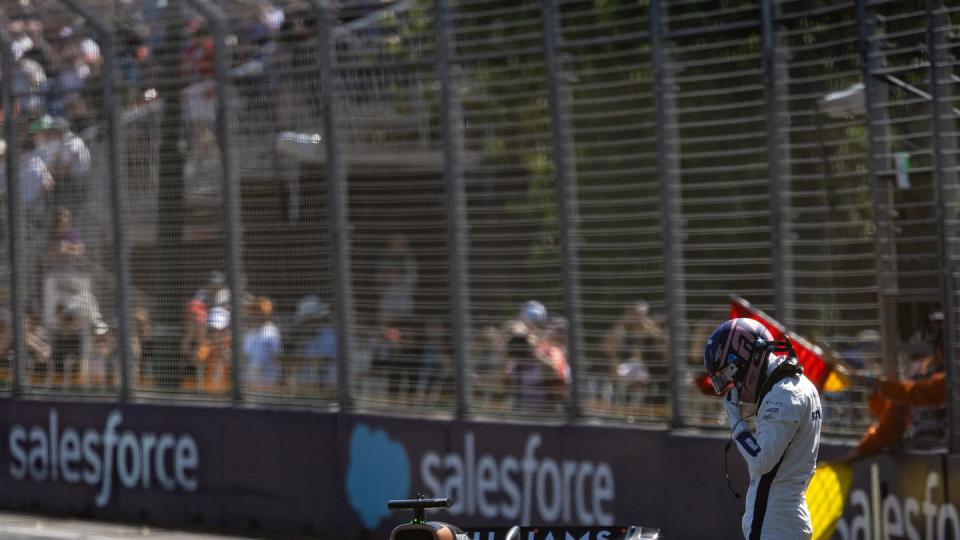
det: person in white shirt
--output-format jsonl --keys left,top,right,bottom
{"left": 31, "top": 116, "right": 91, "bottom": 217}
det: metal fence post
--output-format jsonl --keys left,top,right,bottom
{"left": 857, "top": 0, "right": 900, "bottom": 379}
{"left": 60, "top": 0, "right": 133, "bottom": 399}
{"left": 762, "top": 0, "right": 794, "bottom": 327}
{"left": 185, "top": 0, "right": 244, "bottom": 402}
{"left": 541, "top": 0, "right": 584, "bottom": 421}
{"left": 651, "top": 0, "right": 687, "bottom": 428}
{"left": 0, "top": 30, "right": 24, "bottom": 396}
{"left": 926, "top": 0, "right": 958, "bottom": 452}
{"left": 308, "top": 0, "right": 355, "bottom": 411}
{"left": 436, "top": 0, "right": 471, "bottom": 418}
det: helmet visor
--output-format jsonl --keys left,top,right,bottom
{"left": 710, "top": 362, "right": 739, "bottom": 395}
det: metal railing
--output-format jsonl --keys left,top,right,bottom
{"left": 0, "top": 0, "right": 956, "bottom": 445}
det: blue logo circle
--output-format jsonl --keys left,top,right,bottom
{"left": 345, "top": 424, "right": 412, "bottom": 529}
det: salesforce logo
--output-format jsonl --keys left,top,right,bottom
{"left": 345, "top": 424, "right": 616, "bottom": 530}
{"left": 422, "top": 432, "right": 615, "bottom": 526}
{"left": 346, "top": 423, "right": 412, "bottom": 529}
{"left": 7, "top": 409, "right": 199, "bottom": 507}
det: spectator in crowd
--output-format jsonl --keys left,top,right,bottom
{"left": 537, "top": 317, "right": 571, "bottom": 402}
{"left": 602, "top": 300, "right": 667, "bottom": 406}
{"left": 841, "top": 329, "right": 882, "bottom": 372}
{"left": 116, "top": 23, "right": 150, "bottom": 100}
{"left": 20, "top": 18, "right": 55, "bottom": 76}
{"left": 471, "top": 325, "right": 506, "bottom": 405}
{"left": 50, "top": 303, "right": 83, "bottom": 387}
{"left": 846, "top": 311, "right": 947, "bottom": 460}
{"left": 189, "top": 271, "right": 229, "bottom": 313}
{"left": 49, "top": 33, "right": 98, "bottom": 126}
{"left": 238, "top": 1, "right": 282, "bottom": 64}
{"left": 288, "top": 294, "right": 336, "bottom": 392}
{"left": 504, "top": 329, "right": 549, "bottom": 411}
{"left": 498, "top": 301, "right": 569, "bottom": 412}
{"left": 182, "top": 271, "right": 227, "bottom": 367}
{"left": 25, "top": 307, "right": 51, "bottom": 386}
{"left": 42, "top": 207, "right": 101, "bottom": 338}
{"left": 515, "top": 300, "right": 548, "bottom": 336}
{"left": 0, "top": 137, "right": 55, "bottom": 223}
{"left": 418, "top": 319, "right": 451, "bottom": 403}
{"left": 369, "top": 319, "right": 418, "bottom": 400}
{"left": 132, "top": 306, "right": 156, "bottom": 388}
{"left": 194, "top": 306, "right": 231, "bottom": 394}
{"left": 10, "top": 27, "right": 47, "bottom": 116}
{"left": 30, "top": 115, "right": 91, "bottom": 220}
{"left": 243, "top": 296, "right": 282, "bottom": 391}
{"left": 376, "top": 235, "right": 418, "bottom": 327}
{"left": 183, "top": 17, "right": 215, "bottom": 80}
{"left": 181, "top": 295, "right": 208, "bottom": 383}
{"left": 87, "top": 321, "right": 116, "bottom": 389}
{"left": 350, "top": 322, "right": 379, "bottom": 390}
{"left": 0, "top": 136, "right": 53, "bottom": 299}
{"left": 820, "top": 329, "right": 882, "bottom": 430}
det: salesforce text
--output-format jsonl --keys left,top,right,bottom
{"left": 422, "top": 432, "right": 615, "bottom": 525}
{"left": 8, "top": 409, "right": 198, "bottom": 507}
{"left": 838, "top": 471, "right": 959, "bottom": 540}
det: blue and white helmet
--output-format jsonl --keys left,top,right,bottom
{"left": 703, "top": 318, "right": 773, "bottom": 398}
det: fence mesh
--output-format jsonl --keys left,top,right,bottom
{"left": 336, "top": 2, "right": 454, "bottom": 413}
{"left": 861, "top": 0, "right": 950, "bottom": 445}
{"left": 556, "top": 1, "right": 668, "bottom": 423}
{"left": 450, "top": 0, "right": 568, "bottom": 418}
{"left": 778, "top": 0, "right": 878, "bottom": 435}
{"left": 0, "top": 0, "right": 957, "bottom": 447}
{"left": 3, "top": 4, "right": 121, "bottom": 396}
{"left": 666, "top": 1, "right": 775, "bottom": 427}
{"left": 931, "top": 0, "right": 960, "bottom": 449}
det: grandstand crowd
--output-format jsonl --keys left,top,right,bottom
{"left": 0, "top": 0, "right": 584, "bottom": 409}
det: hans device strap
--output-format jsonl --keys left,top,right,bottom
{"left": 756, "top": 355, "right": 803, "bottom": 408}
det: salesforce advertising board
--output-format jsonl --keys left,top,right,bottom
{"left": 341, "top": 420, "right": 657, "bottom": 533}
{"left": 7, "top": 409, "right": 198, "bottom": 507}
{"left": 0, "top": 399, "right": 956, "bottom": 539}
{"left": 0, "top": 401, "right": 208, "bottom": 520}
{"left": 834, "top": 453, "right": 960, "bottom": 540}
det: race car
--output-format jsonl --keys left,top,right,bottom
{"left": 387, "top": 498, "right": 660, "bottom": 540}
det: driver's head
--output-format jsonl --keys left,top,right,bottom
{"left": 704, "top": 318, "right": 775, "bottom": 403}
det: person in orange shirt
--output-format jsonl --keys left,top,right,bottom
{"left": 847, "top": 312, "right": 946, "bottom": 460}
{"left": 194, "top": 306, "right": 232, "bottom": 394}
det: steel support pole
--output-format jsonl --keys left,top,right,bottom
{"left": 155, "top": 0, "right": 187, "bottom": 391}
{"left": 60, "top": 0, "right": 133, "bottom": 399}
{"left": 857, "top": 0, "right": 900, "bottom": 379}
{"left": 926, "top": 0, "right": 958, "bottom": 452}
{"left": 185, "top": 0, "right": 244, "bottom": 402}
{"left": 541, "top": 0, "right": 584, "bottom": 421}
{"left": 308, "top": 0, "right": 355, "bottom": 410}
{"left": 0, "top": 30, "right": 24, "bottom": 396}
{"left": 436, "top": 0, "right": 471, "bottom": 418}
{"left": 762, "top": 0, "right": 794, "bottom": 327}
{"left": 651, "top": 0, "right": 687, "bottom": 428}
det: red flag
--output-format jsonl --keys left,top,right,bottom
{"left": 729, "top": 295, "right": 833, "bottom": 391}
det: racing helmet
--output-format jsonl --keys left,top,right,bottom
{"left": 703, "top": 318, "right": 774, "bottom": 401}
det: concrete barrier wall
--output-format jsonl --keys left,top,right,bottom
{"left": 0, "top": 399, "right": 951, "bottom": 539}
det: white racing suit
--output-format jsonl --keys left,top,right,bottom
{"left": 728, "top": 364, "right": 822, "bottom": 540}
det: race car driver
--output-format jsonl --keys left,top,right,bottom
{"left": 704, "top": 318, "right": 823, "bottom": 540}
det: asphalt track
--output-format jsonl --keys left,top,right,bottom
{"left": 0, "top": 513, "right": 247, "bottom": 539}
